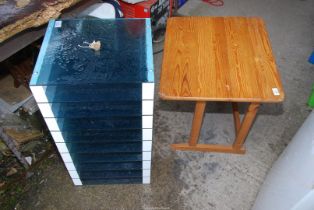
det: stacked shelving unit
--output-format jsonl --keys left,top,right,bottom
{"left": 30, "top": 18, "right": 154, "bottom": 185}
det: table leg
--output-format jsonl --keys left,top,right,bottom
{"left": 171, "top": 101, "right": 206, "bottom": 150}
{"left": 232, "top": 102, "right": 241, "bottom": 135}
{"left": 171, "top": 102, "right": 260, "bottom": 154}
{"left": 188, "top": 101, "right": 206, "bottom": 146}
{"left": 232, "top": 102, "right": 260, "bottom": 151}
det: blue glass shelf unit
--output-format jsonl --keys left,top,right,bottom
{"left": 30, "top": 18, "right": 154, "bottom": 185}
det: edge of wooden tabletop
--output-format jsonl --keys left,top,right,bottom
{"left": 158, "top": 93, "right": 285, "bottom": 103}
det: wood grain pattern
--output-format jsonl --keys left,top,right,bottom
{"left": 160, "top": 17, "right": 284, "bottom": 103}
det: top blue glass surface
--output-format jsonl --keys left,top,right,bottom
{"left": 30, "top": 18, "right": 154, "bottom": 86}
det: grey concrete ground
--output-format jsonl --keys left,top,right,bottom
{"left": 18, "top": 0, "right": 314, "bottom": 209}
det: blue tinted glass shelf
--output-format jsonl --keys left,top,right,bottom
{"left": 30, "top": 18, "right": 154, "bottom": 185}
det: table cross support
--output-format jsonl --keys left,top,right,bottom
{"left": 171, "top": 102, "right": 260, "bottom": 154}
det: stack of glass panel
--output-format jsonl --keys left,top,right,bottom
{"left": 30, "top": 19, "right": 154, "bottom": 185}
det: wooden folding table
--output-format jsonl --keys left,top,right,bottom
{"left": 159, "top": 17, "right": 284, "bottom": 154}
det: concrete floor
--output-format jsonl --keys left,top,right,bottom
{"left": 19, "top": 0, "right": 314, "bottom": 209}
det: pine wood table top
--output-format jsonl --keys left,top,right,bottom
{"left": 160, "top": 17, "right": 284, "bottom": 103}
